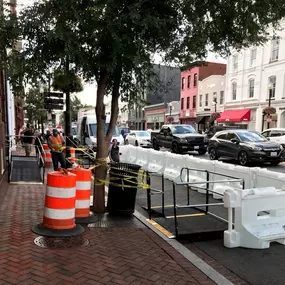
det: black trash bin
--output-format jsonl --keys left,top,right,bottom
{"left": 107, "top": 162, "right": 141, "bottom": 215}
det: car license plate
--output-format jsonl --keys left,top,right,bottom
{"left": 194, "top": 146, "right": 199, "bottom": 150}
{"left": 271, "top": 152, "right": 277, "bottom": 157}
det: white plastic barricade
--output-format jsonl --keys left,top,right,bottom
{"left": 147, "top": 149, "right": 166, "bottom": 174}
{"left": 213, "top": 161, "right": 255, "bottom": 189}
{"left": 224, "top": 187, "right": 285, "bottom": 249}
{"left": 212, "top": 180, "right": 242, "bottom": 200}
{"left": 119, "top": 145, "right": 131, "bottom": 163}
{"left": 135, "top": 147, "right": 150, "bottom": 171}
{"left": 120, "top": 145, "right": 138, "bottom": 164}
{"left": 254, "top": 168, "right": 285, "bottom": 189}
{"left": 164, "top": 153, "right": 186, "bottom": 182}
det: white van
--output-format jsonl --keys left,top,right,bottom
{"left": 76, "top": 115, "right": 124, "bottom": 149}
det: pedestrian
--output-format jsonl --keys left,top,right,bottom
{"left": 110, "top": 138, "right": 120, "bottom": 163}
{"left": 23, "top": 123, "right": 34, "bottom": 156}
{"left": 48, "top": 128, "right": 66, "bottom": 171}
{"left": 45, "top": 130, "right": 51, "bottom": 143}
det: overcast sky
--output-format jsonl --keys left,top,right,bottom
{"left": 17, "top": 0, "right": 227, "bottom": 106}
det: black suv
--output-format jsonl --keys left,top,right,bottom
{"left": 208, "top": 130, "right": 284, "bottom": 166}
{"left": 205, "top": 126, "right": 241, "bottom": 139}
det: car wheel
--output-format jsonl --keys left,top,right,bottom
{"left": 198, "top": 149, "right": 207, "bottom": 155}
{"left": 153, "top": 140, "right": 160, "bottom": 151}
{"left": 172, "top": 143, "right": 180, "bottom": 154}
{"left": 238, "top": 151, "right": 248, "bottom": 166}
{"left": 270, "top": 161, "right": 280, "bottom": 166}
{"left": 135, "top": 141, "right": 138, "bottom": 147}
{"left": 209, "top": 148, "right": 218, "bottom": 160}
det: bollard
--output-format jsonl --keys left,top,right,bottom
{"left": 32, "top": 169, "right": 85, "bottom": 237}
{"left": 43, "top": 144, "right": 53, "bottom": 167}
{"left": 69, "top": 166, "right": 97, "bottom": 224}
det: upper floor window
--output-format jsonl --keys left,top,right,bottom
{"left": 271, "top": 38, "right": 279, "bottom": 61}
{"left": 181, "top": 77, "right": 185, "bottom": 89}
{"left": 199, "top": 94, "right": 203, "bottom": 107}
{"left": 220, "top": 91, "right": 224, "bottom": 105}
{"left": 205, "top": 94, "right": 209, "bottom": 106}
{"left": 186, "top": 97, "right": 190, "bottom": 109}
{"left": 249, "top": 79, "right": 254, "bottom": 98}
{"left": 193, "top": 73, "right": 198, "bottom": 86}
{"left": 181, "top": 98, "right": 184, "bottom": 109}
{"left": 233, "top": 55, "right": 238, "bottom": 71}
{"left": 250, "top": 49, "right": 257, "bottom": 67}
{"left": 187, "top": 75, "right": 191, "bottom": 88}
{"left": 268, "top": 76, "right": 276, "bottom": 98}
{"left": 232, "top": 82, "right": 237, "bottom": 100}
{"left": 193, "top": 96, "right": 196, "bottom": 109}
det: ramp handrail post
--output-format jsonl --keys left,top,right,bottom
{"left": 172, "top": 182, "right": 179, "bottom": 237}
{"left": 187, "top": 168, "right": 190, "bottom": 205}
{"left": 206, "top": 171, "right": 210, "bottom": 213}
{"left": 161, "top": 174, "right": 165, "bottom": 217}
{"left": 146, "top": 171, "right": 152, "bottom": 220}
{"left": 228, "top": 207, "right": 233, "bottom": 232}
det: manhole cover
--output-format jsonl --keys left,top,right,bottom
{"left": 34, "top": 236, "right": 89, "bottom": 249}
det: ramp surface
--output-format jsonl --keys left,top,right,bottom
{"left": 10, "top": 157, "right": 42, "bottom": 183}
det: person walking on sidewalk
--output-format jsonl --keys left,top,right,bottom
{"left": 23, "top": 123, "right": 34, "bottom": 156}
{"left": 110, "top": 139, "right": 120, "bottom": 163}
{"left": 48, "top": 128, "right": 66, "bottom": 170}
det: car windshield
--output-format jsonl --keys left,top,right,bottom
{"left": 89, "top": 123, "right": 120, "bottom": 137}
{"left": 237, "top": 132, "right": 267, "bottom": 142}
{"left": 136, "top": 131, "right": 149, "bottom": 137}
{"left": 171, "top": 125, "right": 196, "bottom": 134}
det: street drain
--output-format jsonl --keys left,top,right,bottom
{"left": 34, "top": 236, "right": 89, "bottom": 249}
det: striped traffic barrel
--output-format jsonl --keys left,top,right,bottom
{"left": 64, "top": 147, "right": 76, "bottom": 164}
{"left": 70, "top": 167, "right": 91, "bottom": 218}
{"left": 43, "top": 170, "right": 77, "bottom": 230}
{"left": 43, "top": 144, "right": 52, "bottom": 167}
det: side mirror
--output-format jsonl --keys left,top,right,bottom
{"left": 231, "top": 138, "right": 239, "bottom": 144}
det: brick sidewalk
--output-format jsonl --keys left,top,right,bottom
{"left": 0, "top": 182, "right": 216, "bottom": 285}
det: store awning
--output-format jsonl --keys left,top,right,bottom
{"left": 217, "top": 109, "right": 251, "bottom": 123}
{"left": 195, "top": 116, "right": 206, "bottom": 124}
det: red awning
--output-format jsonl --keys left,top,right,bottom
{"left": 217, "top": 109, "right": 251, "bottom": 123}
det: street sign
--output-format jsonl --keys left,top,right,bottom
{"left": 44, "top": 104, "right": 64, "bottom": 110}
{"left": 44, "top": 97, "right": 64, "bottom": 105}
{"left": 44, "top": 92, "right": 64, "bottom": 99}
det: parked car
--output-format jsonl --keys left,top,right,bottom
{"left": 125, "top": 130, "right": 152, "bottom": 147}
{"left": 208, "top": 130, "right": 284, "bottom": 166}
{"left": 205, "top": 125, "right": 241, "bottom": 139}
{"left": 151, "top": 124, "right": 208, "bottom": 154}
{"left": 261, "top": 128, "right": 285, "bottom": 148}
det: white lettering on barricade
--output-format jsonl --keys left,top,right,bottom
{"left": 135, "top": 148, "right": 150, "bottom": 171}
{"left": 164, "top": 153, "right": 186, "bottom": 182}
{"left": 254, "top": 168, "right": 285, "bottom": 189}
{"left": 224, "top": 187, "right": 285, "bottom": 249}
{"left": 147, "top": 149, "right": 166, "bottom": 174}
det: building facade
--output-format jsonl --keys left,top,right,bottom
{"left": 223, "top": 19, "right": 285, "bottom": 131}
{"left": 196, "top": 75, "right": 225, "bottom": 132}
{"left": 180, "top": 62, "right": 227, "bottom": 126}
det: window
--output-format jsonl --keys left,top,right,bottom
{"left": 89, "top": 123, "right": 120, "bottom": 137}
{"left": 216, "top": 133, "right": 227, "bottom": 140}
{"left": 205, "top": 94, "right": 209, "bottom": 106}
{"left": 261, "top": 131, "right": 270, "bottom": 138}
{"left": 181, "top": 98, "right": 184, "bottom": 109}
{"left": 171, "top": 125, "right": 196, "bottom": 134}
{"left": 187, "top": 75, "right": 191, "bottom": 88}
{"left": 250, "top": 49, "right": 257, "bottom": 66}
{"left": 232, "top": 82, "right": 237, "bottom": 100}
{"left": 186, "top": 97, "right": 190, "bottom": 109}
{"left": 181, "top": 77, "right": 185, "bottom": 89}
{"left": 220, "top": 91, "right": 224, "bottom": 105}
{"left": 233, "top": 55, "right": 238, "bottom": 71}
{"left": 249, "top": 79, "right": 254, "bottom": 98}
{"left": 270, "top": 130, "right": 283, "bottom": 137}
{"left": 227, "top": 133, "right": 239, "bottom": 141}
{"left": 193, "top": 96, "right": 196, "bottom": 108}
{"left": 199, "top": 94, "right": 203, "bottom": 107}
{"left": 271, "top": 38, "right": 279, "bottom": 61}
{"left": 194, "top": 73, "right": 198, "bottom": 86}
{"left": 268, "top": 76, "right": 276, "bottom": 98}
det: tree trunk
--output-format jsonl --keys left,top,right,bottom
{"left": 93, "top": 70, "right": 108, "bottom": 213}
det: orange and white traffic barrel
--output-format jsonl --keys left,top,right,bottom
{"left": 69, "top": 166, "right": 96, "bottom": 224}
{"left": 43, "top": 144, "right": 53, "bottom": 167}
{"left": 64, "top": 147, "right": 76, "bottom": 164}
{"left": 31, "top": 169, "right": 85, "bottom": 237}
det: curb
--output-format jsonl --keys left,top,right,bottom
{"left": 133, "top": 210, "right": 234, "bottom": 285}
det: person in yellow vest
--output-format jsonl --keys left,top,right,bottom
{"left": 48, "top": 128, "right": 66, "bottom": 170}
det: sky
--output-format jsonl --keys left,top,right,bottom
{"left": 17, "top": 0, "right": 227, "bottom": 106}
